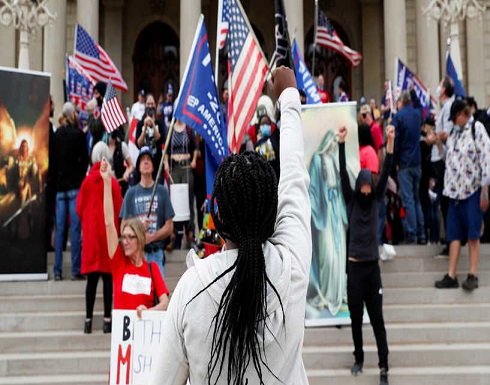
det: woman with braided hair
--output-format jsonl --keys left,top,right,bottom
{"left": 150, "top": 67, "right": 312, "bottom": 385}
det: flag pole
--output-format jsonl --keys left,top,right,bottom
{"left": 215, "top": 0, "right": 223, "bottom": 87}
{"left": 312, "top": 0, "right": 318, "bottom": 79}
{"left": 146, "top": 116, "right": 175, "bottom": 218}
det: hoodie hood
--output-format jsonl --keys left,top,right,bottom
{"left": 185, "top": 239, "right": 292, "bottom": 340}
{"left": 355, "top": 169, "right": 375, "bottom": 192}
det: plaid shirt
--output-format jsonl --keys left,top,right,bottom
{"left": 443, "top": 119, "right": 490, "bottom": 200}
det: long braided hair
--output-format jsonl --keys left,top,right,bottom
{"left": 190, "top": 151, "right": 283, "bottom": 384}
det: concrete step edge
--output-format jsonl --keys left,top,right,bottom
{"left": 0, "top": 374, "right": 108, "bottom": 384}
{"left": 307, "top": 365, "right": 490, "bottom": 376}
{"left": 303, "top": 342, "right": 490, "bottom": 353}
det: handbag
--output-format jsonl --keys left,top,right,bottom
{"left": 147, "top": 262, "right": 159, "bottom": 307}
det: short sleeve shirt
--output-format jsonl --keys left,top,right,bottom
{"left": 119, "top": 183, "right": 175, "bottom": 248}
{"left": 111, "top": 247, "right": 169, "bottom": 310}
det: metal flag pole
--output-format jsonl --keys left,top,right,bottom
{"left": 215, "top": 0, "right": 224, "bottom": 87}
{"left": 146, "top": 116, "right": 176, "bottom": 218}
{"left": 312, "top": 0, "right": 318, "bottom": 79}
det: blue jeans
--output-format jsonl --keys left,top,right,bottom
{"left": 146, "top": 248, "right": 165, "bottom": 278}
{"left": 54, "top": 189, "right": 81, "bottom": 277}
{"left": 398, "top": 167, "right": 425, "bottom": 242}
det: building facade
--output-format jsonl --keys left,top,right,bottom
{"left": 1, "top": 0, "right": 488, "bottom": 121}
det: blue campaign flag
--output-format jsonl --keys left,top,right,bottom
{"left": 446, "top": 52, "right": 466, "bottom": 98}
{"left": 395, "top": 57, "right": 435, "bottom": 117}
{"left": 292, "top": 39, "right": 321, "bottom": 104}
{"left": 65, "top": 55, "right": 95, "bottom": 139}
{"left": 173, "top": 15, "right": 227, "bottom": 164}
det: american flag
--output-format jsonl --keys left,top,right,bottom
{"left": 217, "top": 0, "right": 229, "bottom": 49}
{"left": 101, "top": 81, "right": 127, "bottom": 133}
{"left": 315, "top": 10, "right": 362, "bottom": 67}
{"left": 74, "top": 24, "right": 128, "bottom": 92}
{"left": 227, "top": 0, "right": 268, "bottom": 153}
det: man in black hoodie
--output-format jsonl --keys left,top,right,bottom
{"left": 338, "top": 124, "right": 395, "bottom": 385}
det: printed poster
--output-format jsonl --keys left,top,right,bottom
{"left": 0, "top": 67, "right": 50, "bottom": 280}
{"left": 303, "top": 102, "right": 362, "bottom": 327}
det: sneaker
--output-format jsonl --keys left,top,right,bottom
{"left": 433, "top": 246, "right": 449, "bottom": 259}
{"left": 71, "top": 274, "right": 86, "bottom": 281}
{"left": 103, "top": 320, "right": 112, "bottom": 334}
{"left": 84, "top": 320, "right": 92, "bottom": 334}
{"left": 417, "top": 238, "right": 427, "bottom": 245}
{"left": 351, "top": 361, "right": 363, "bottom": 376}
{"left": 462, "top": 274, "right": 479, "bottom": 291}
{"left": 54, "top": 275, "right": 62, "bottom": 281}
{"left": 380, "top": 369, "right": 389, "bottom": 385}
{"left": 435, "top": 274, "right": 459, "bottom": 289}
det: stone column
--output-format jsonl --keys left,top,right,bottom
{"left": 284, "top": 0, "right": 304, "bottom": 55}
{"left": 0, "top": 25, "right": 15, "bottom": 67}
{"left": 415, "top": 0, "right": 440, "bottom": 96}
{"left": 449, "top": 22, "right": 463, "bottom": 82}
{"left": 103, "top": 0, "right": 123, "bottom": 71}
{"left": 466, "top": 17, "right": 485, "bottom": 104}
{"left": 180, "top": 0, "right": 201, "bottom": 82}
{"left": 77, "top": 0, "right": 99, "bottom": 42}
{"left": 43, "top": 0, "right": 67, "bottom": 122}
{"left": 362, "top": 0, "right": 382, "bottom": 100}
{"left": 383, "top": 0, "right": 407, "bottom": 81}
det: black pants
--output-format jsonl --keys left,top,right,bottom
{"left": 85, "top": 272, "right": 113, "bottom": 319}
{"left": 347, "top": 260, "right": 389, "bottom": 370}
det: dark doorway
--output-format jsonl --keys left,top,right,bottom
{"left": 133, "top": 22, "right": 180, "bottom": 101}
{"left": 305, "top": 21, "right": 353, "bottom": 102}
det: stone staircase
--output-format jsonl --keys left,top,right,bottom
{"left": 0, "top": 245, "right": 489, "bottom": 384}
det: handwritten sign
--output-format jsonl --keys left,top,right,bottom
{"left": 110, "top": 310, "right": 167, "bottom": 385}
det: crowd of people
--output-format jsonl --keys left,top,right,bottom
{"left": 44, "top": 65, "right": 490, "bottom": 385}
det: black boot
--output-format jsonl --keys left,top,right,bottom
{"left": 380, "top": 369, "right": 389, "bottom": 385}
{"left": 84, "top": 319, "right": 92, "bottom": 334}
{"left": 351, "top": 361, "right": 363, "bottom": 376}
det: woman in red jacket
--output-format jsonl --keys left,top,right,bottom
{"left": 76, "top": 142, "right": 123, "bottom": 334}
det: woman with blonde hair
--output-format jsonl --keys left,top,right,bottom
{"left": 101, "top": 158, "right": 169, "bottom": 317}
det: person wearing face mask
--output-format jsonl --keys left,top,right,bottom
{"left": 426, "top": 76, "right": 456, "bottom": 257}
{"left": 434, "top": 99, "right": 490, "bottom": 291}
{"left": 136, "top": 94, "right": 165, "bottom": 181}
{"left": 254, "top": 113, "right": 280, "bottom": 178}
{"left": 87, "top": 81, "right": 107, "bottom": 149}
{"left": 338, "top": 124, "right": 395, "bottom": 385}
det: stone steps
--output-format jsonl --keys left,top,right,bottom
{"left": 1, "top": 245, "right": 489, "bottom": 384}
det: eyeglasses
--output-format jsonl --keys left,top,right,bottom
{"left": 119, "top": 235, "right": 137, "bottom": 242}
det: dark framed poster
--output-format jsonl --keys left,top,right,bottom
{"left": 0, "top": 67, "right": 50, "bottom": 280}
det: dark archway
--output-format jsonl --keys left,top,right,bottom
{"left": 305, "top": 20, "right": 353, "bottom": 102}
{"left": 133, "top": 22, "right": 180, "bottom": 101}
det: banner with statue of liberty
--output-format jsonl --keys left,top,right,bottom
{"left": 302, "top": 102, "right": 367, "bottom": 327}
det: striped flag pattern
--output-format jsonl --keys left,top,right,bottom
{"left": 74, "top": 24, "right": 128, "bottom": 92}
{"left": 227, "top": 0, "right": 269, "bottom": 153}
{"left": 101, "top": 81, "right": 127, "bottom": 133}
{"left": 315, "top": 10, "right": 362, "bottom": 67}
{"left": 217, "top": 0, "right": 230, "bottom": 49}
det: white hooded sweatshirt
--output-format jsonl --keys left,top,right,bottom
{"left": 149, "top": 88, "right": 312, "bottom": 385}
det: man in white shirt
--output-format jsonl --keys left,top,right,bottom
{"left": 130, "top": 89, "right": 146, "bottom": 121}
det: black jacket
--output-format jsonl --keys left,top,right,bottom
{"left": 339, "top": 142, "right": 393, "bottom": 261}
{"left": 53, "top": 123, "right": 89, "bottom": 192}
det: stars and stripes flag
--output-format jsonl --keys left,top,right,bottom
{"left": 217, "top": 0, "right": 230, "bottom": 49}
{"left": 315, "top": 10, "right": 362, "bottom": 67}
{"left": 101, "top": 81, "right": 127, "bottom": 133}
{"left": 74, "top": 24, "right": 128, "bottom": 92}
{"left": 227, "top": 0, "right": 269, "bottom": 153}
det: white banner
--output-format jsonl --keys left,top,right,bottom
{"left": 110, "top": 310, "right": 167, "bottom": 385}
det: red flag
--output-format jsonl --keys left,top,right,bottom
{"left": 227, "top": 0, "right": 269, "bottom": 154}
{"left": 315, "top": 10, "right": 362, "bottom": 67}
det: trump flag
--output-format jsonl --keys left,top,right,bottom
{"left": 173, "top": 15, "right": 227, "bottom": 164}
{"left": 292, "top": 39, "right": 321, "bottom": 105}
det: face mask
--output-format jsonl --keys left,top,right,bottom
{"left": 453, "top": 124, "right": 461, "bottom": 133}
{"left": 435, "top": 86, "right": 441, "bottom": 99}
{"left": 260, "top": 124, "right": 271, "bottom": 137}
{"left": 358, "top": 192, "right": 373, "bottom": 207}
